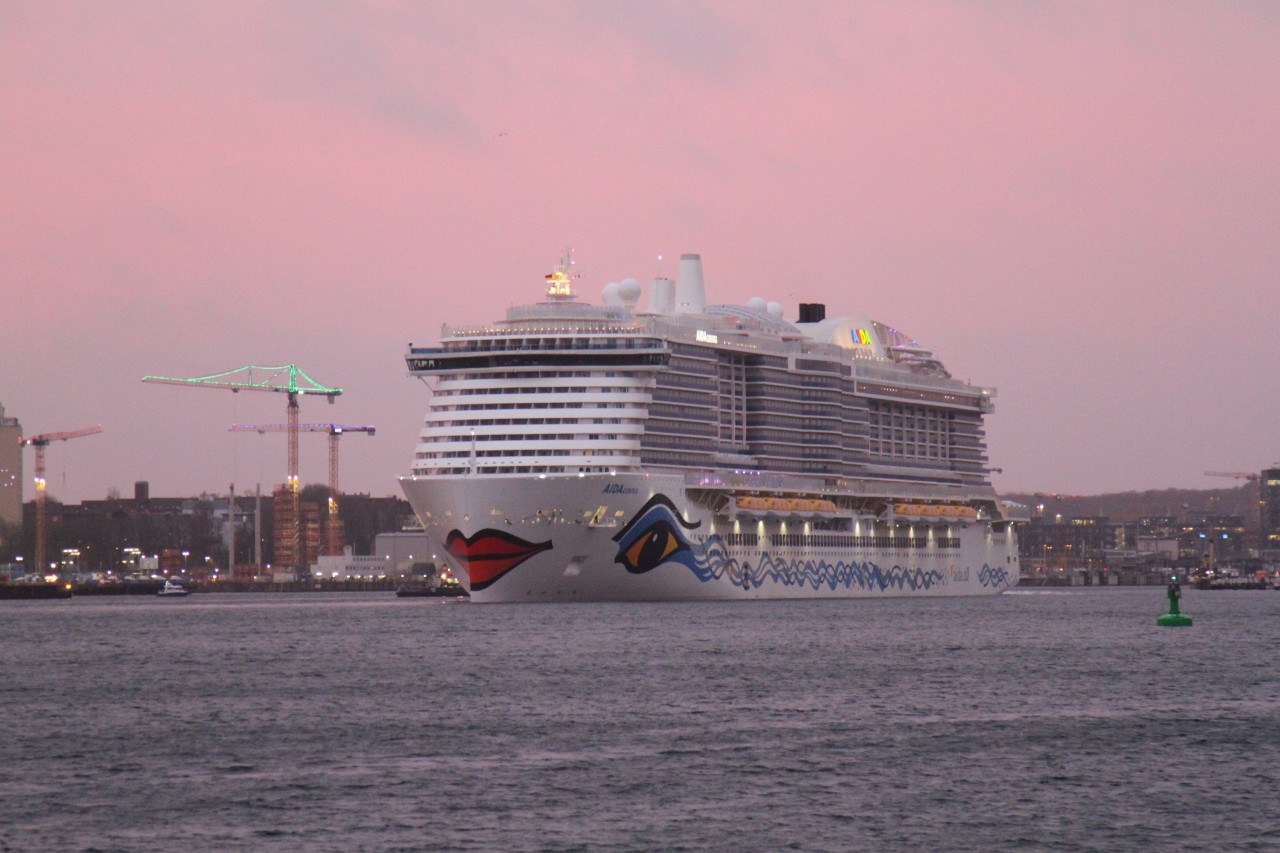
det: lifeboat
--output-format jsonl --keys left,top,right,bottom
{"left": 765, "top": 497, "right": 788, "bottom": 512}
{"left": 815, "top": 500, "right": 837, "bottom": 513}
{"left": 736, "top": 496, "right": 767, "bottom": 511}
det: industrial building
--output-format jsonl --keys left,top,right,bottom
{"left": 0, "top": 403, "right": 21, "bottom": 531}
{"left": 1262, "top": 467, "right": 1280, "bottom": 553}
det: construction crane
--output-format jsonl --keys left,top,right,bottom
{"left": 143, "top": 365, "right": 341, "bottom": 569}
{"left": 1205, "top": 471, "right": 1260, "bottom": 482}
{"left": 19, "top": 425, "right": 103, "bottom": 573}
{"left": 229, "top": 423, "right": 375, "bottom": 556}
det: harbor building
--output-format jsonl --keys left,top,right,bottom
{"left": 0, "top": 404, "right": 22, "bottom": 531}
{"left": 1262, "top": 467, "right": 1280, "bottom": 552}
{"left": 1019, "top": 511, "right": 1249, "bottom": 585}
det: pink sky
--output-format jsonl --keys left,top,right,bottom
{"left": 3, "top": 1, "right": 1279, "bottom": 504}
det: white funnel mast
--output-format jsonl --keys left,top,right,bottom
{"left": 675, "top": 253, "right": 706, "bottom": 315}
{"left": 649, "top": 277, "right": 675, "bottom": 314}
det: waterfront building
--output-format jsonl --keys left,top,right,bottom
{"left": 1262, "top": 467, "right": 1280, "bottom": 552}
{"left": 1179, "top": 513, "right": 1247, "bottom": 566}
{"left": 373, "top": 530, "right": 434, "bottom": 576}
{"left": 1019, "top": 510, "right": 1248, "bottom": 583}
{"left": 4, "top": 487, "right": 413, "bottom": 573}
{"left": 309, "top": 552, "right": 392, "bottom": 580}
{"left": 0, "top": 404, "right": 21, "bottom": 530}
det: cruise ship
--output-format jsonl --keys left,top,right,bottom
{"left": 400, "top": 252, "right": 1022, "bottom": 602}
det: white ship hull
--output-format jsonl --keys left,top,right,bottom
{"left": 400, "top": 472, "right": 1020, "bottom": 603}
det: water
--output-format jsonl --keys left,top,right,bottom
{"left": 2, "top": 588, "right": 1278, "bottom": 852}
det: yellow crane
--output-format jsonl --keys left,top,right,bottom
{"left": 229, "top": 423, "right": 375, "bottom": 556}
{"left": 19, "top": 425, "right": 103, "bottom": 572}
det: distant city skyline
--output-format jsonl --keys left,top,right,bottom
{"left": 4, "top": 2, "right": 1279, "bottom": 504}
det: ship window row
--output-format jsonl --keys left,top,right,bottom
{"left": 649, "top": 405, "right": 716, "bottom": 422}
{"left": 422, "top": 464, "right": 626, "bottom": 476}
{"left": 449, "top": 337, "right": 659, "bottom": 352}
{"left": 751, "top": 415, "right": 866, "bottom": 434}
{"left": 746, "top": 383, "right": 808, "bottom": 401}
{"left": 670, "top": 343, "right": 717, "bottom": 359}
{"left": 744, "top": 401, "right": 865, "bottom": 421}
{"left": 793, "top": 359, "right": 849, "bottom": 376}
{"left": 434, "top": 385, "right": 636, "bottom": 396}
{"left": 429, "top": 416, "right": 633, "bottom": 428}
{"left": 749, "top": 446, "right": 845, "bottom": 462}
{"left": 767, "top": 534, "right": 957, "bottom": 550}
{"left": 872, "top": 442, "right": 950, "bottom": 461}
{"left": 451, "top": 370, "right": 637, "bottom": 380}
{"left": 646, "top": 420, "right": 717, "bottom": 438}
{"left": 857, "top": 382, "right": 979, "bottom": 409}
{"left": 424, "top": 448, "right": 633, "bottom": 460}
{"left": 795, "top": 375, "right": 843, "bottom": 388}
{"left": 420, "top": 432, "right": 630, "bottom": 444}
{"left": 652, "top": 388, "right": 717, "bottom": 405}
{"left": 659, "top": 373, "right": 717, "bottom": 389}
{"left": 641, "top": 434, "right": 718, "bottom": 451}
{"left": 638, "top": 450, "right": 707, "bottom": 467}
{"left": 749, "top": 426, "right": 845, "bottom": 441}
{"left": 667, "top": 365, "right": 718, "bottom": 378}
{"left": 868, "top": 401, "right": 953, "bottom": 462}
{"left": 436, "top": 401, "right": 635, "bottom": 412}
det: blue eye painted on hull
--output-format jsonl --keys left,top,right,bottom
{"left": 612, "top": 494, "right": 701, "bottom": 575}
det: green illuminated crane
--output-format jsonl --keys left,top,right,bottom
{"left": 143, "top": 365, "right": 342, "bottom": 569}
{"left": 230, "top": 423, "right": 375, "bottom": 556}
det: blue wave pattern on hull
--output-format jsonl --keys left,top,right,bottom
{"left": 705, "top": 539, "right": 1012, "bottom": 593}
{"left": 611, "top": 495, "right": 1013, "bottom": 594}
{"left": 978, "top": 564, "right": 1014, "bottom": 588}
{"left": 700, "top": 537, "right": 949, "bottom": 592}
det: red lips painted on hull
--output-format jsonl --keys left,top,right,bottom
{"left": 443, "top": 529, "right": 553, "bottom": 591}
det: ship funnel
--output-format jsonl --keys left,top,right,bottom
{"left": 798, "top": 303, "right": 827, "bottom": 323}
{"left": 649, "top": 277, "right": 675, "bottom": 315}
{"left": 675, "top": 253, "right": 706, "bottom": 315}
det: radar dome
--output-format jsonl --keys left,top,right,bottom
{"left": 766, "top": 301, "right": 783, "bottom": 318}
{"left": 746, "top": 297, "right": 767, "bottom": 312}
{"left": 618, "top": 278, "right": 642, "bottom": 305}
{"left": 601, "top": 281, "right": 621, "bottom": 305}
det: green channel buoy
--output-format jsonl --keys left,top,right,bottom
{"left": 1157, "top": 577, "right": 1192, "bottom": 627}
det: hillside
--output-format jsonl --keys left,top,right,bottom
{"left": 1003, "top": 484, "right": 1258, "bottom": 528}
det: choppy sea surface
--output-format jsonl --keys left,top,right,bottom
{"left": 2, "top": 588, "right": 1278, "bottom": 852}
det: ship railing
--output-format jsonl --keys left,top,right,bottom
{"left": 854, "top": 361, "right": 990, "bottom": 394}
{"left": 682, "top": 471, "right": 995, "bottom": 503}
{"left": 420, "top": 339, "right": 669, "bottom": 354}
{"left": 502, "top": 304, "right": 638, "bottom": 322}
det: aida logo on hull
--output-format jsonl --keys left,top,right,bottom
{"left": 602, "top": 484, "right": 638, "bottom": 495}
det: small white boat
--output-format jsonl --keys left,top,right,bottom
{"left": 157, "top": 580, "right": 190, "bottom": 597}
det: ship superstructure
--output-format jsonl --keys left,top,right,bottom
{"left": 401, "top": 252, "right": 1021, "bottom": 601}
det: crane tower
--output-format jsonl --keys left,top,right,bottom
{"left": 230, "top": 423, "right": 375, "bottom": 556}
{"left": 20, "top": 425, "right": 103, "bottom": 572}
{"left": 143, "top": 365, "right": 341, "bottom": 570}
